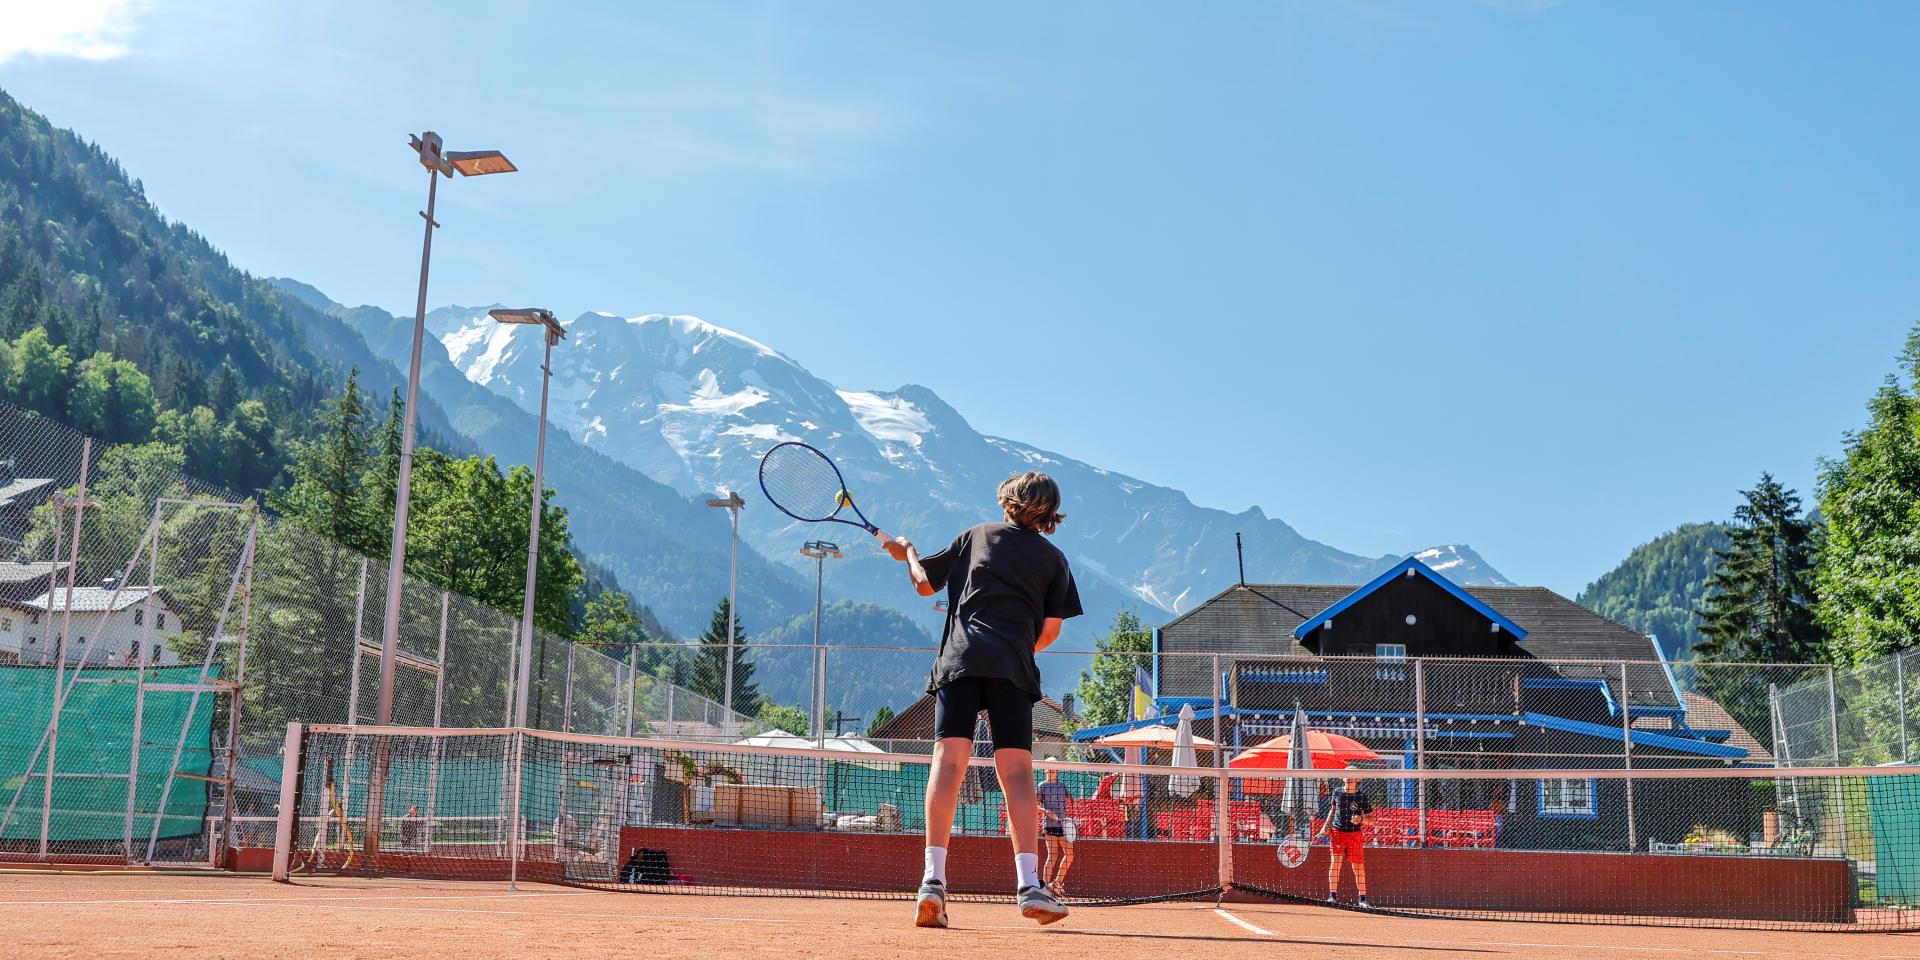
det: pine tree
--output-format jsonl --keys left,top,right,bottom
{"left": 272, "top": 369, "right": 376, "bottom": 552}
{"left": 690, "top": 598, "right": 760, "bottom": 717}
{"left": 1695, "top": 474, "right": 1824, "bottom": 664}
{"left": 209, "top": 357, "right": 241, "bottom": 420}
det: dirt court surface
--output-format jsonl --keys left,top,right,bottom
{"left": 0, "top": 873, "right": 1914, "bottom": 960}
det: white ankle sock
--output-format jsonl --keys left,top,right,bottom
{"left": 1015, "top": 852, "right": 1041, "bottom": 890}
{"left": 923, "top": 846, "right": 948, "bottom": 885}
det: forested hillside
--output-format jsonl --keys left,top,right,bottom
{"left": 1577, "top": 523, "right": 1729, "bottom": 660}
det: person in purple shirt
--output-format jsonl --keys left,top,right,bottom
{"left": 1036, "top": 763, "right": 1077, "bottom": 896}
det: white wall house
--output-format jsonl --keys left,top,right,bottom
{"left": 0, "top": 584, "right": 186, "bottom": 667}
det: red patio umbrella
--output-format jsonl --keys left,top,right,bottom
{"left": 1230, "top": 731, "right": 1379, "bottom": 794}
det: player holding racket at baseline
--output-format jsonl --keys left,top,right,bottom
{"left": 890, "top": 471, "right": 1082, "bottom": 929}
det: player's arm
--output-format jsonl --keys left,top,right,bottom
{"left": 1035, "top": 617, "right": 1064, "bottom": 652}
{"left": 895, "top": 539, "right": 938, "bottom": 596}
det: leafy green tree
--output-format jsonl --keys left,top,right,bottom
{"left": 220, "top": 399, "right": 280, "bottom": 494}
{"left": 154, "top": 405, "right": 222, "bottom": 481}
{"left": 9, "top": 327, "right": 72, "bottom": 417}
{"left": 866, "top": 704, "right": 896, "bottom": 736}
{"left": 1816, "top": 322, "right": 1920, "bottom": 664}
{"left": 1072, "top": 609, "right": 1153, "bottom": 728}
{"left": 401, "top": 450, "right": 583, "bottom": 635}
{"left": 580, "top": 588, "right": 650, "bottom": 654}
{"left": 758, "top": 702, "right": 809, "bottom": 736}
{"left": 68, "top": 351, "right": 157, "bottom": 443}
{"left": 691, "top": 598, "right": 761, "bottom": 717}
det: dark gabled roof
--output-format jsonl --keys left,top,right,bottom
{"left": 1294, "top": 556, "right": 1525, "bottom": 640}
{"left": 1158, "top": 581, "right": 1677, "bottom": 709}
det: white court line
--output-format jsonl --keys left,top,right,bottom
{"left": 1212, "top": 907, "right": 1275, "bottom": 936}
{"left": 0, "top": 890, "right": 600, "bottom": 907}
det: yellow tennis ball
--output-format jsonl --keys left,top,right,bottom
{"left": 836, "top": 490, "right": 852, "bottom": 508}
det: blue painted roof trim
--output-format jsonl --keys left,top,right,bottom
{"left": 1292, "top": 555, "right": 1527, "bottom": 641}
{"left": 1520, "top": 711, "right": 1747, "bottom": 759}
{"left": 1653, "top": 635, "right": 1691, "bottom": 719}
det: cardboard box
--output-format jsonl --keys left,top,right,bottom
{"left": 710, "top": 785, "right": 823, "bottom": 828}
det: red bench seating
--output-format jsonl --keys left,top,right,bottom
{"left": 1309, "top": 808, "right": 1499, "bottom": 849}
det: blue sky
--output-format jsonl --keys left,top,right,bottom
{"left": 4, "top": 1, "right": 1916, "bottom": 596}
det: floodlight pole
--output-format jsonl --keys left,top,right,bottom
{"left": 800, "top": 541, "right": 841, "bottom": 744}
{"left": 376, "top": 132, "right": 516, "bottom": 727}
{"left": 510, "top": 317, "right": 563, "bottom": 730}
{"left": 706, "top": 492, "right": 745, "bottom": 730}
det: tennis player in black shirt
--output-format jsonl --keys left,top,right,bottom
{"left": 891, "top": 472, "right": 1083, "bottom": 929}
{"left": 1314, "top": 776, "right": 1374, "bottom": 907}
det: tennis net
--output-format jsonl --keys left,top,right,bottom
{"left": 271, "top": 724, "right": 1920, "bottom": 931}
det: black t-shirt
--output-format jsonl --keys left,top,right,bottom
{"left": 1318, "top": 789, "right": 1373, "bottom": 833}
{"left": 919, "top": 522, "right": 1083, "bottom": 700}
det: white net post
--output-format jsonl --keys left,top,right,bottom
{"left": 507, "top": 729, "right": 525, "bottom": 890}
{"left": 271, "top": 723, "right": 304, "bottom": 882}
{"left": 1212, "top": 653, "right": 1230, "bottom": 890}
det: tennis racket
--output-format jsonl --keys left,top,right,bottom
{"left": 758, "top": 441, "right": 906, "bottom": 558}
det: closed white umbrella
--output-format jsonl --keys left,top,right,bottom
{"left": 1170, "top": 704, "right": 1201, "bottom": 798}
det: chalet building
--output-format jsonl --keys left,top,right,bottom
{"left": 1080, "top": 556, "right": 1769, "bottom": 852}
{"left": 0, "top": 581, "right": 186, "bottom": 667}
{"left": 869, "top": 692, "right": 1072, "bottom": 759}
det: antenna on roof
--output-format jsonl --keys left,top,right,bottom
{"left": 1235, "top": 532, "right": 1246, "bottom": 586}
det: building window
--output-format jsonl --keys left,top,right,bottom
{"left": 1404, "top": 614, "right": 1417, "bottom": 626}
{"left": 1375, "top": 643, "right": 1407, "bottom": 681}
{"left": 0, "top": 617, "right": 11, "bottom": 632}
{"left": 151, "top": 644, "right": 161, "bottom": 663}
{"left": 157, "top": 612, "right": 166, "bottom": 631}
{"left": 1537, "top": 778, "right": 1598, "bottom": 819}
{"left": 134, "top": 608, "right": 143, "bottom": 626}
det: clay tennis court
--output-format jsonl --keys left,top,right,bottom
{"left": 1, "top": 873, "right": 1913, "bottom": 960}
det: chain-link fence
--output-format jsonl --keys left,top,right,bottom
{"left": 1774, "top": 648, "right": 1920, "bottom": 768}
{"left": 0, "top": 401, "right": 760, "bottom": 864}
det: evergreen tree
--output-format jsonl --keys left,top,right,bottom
{"left": 1695, "top": 474, "right": 1823, "bottom": 664}
{"left": 1072, "top": 609, "right": 1154, "bottom": 728}
{"left": 866, "top": 704, "right": 896, "bottom": 737}
{"left": 1815, "top": 321, "right": 1920, "bottom": 663}
{"left": 209, "top": 357, "right": 241, "bottom": 420}
{"left": 690, "top": 598, "right": 761, "bottom": 717}
{"left": 272, "top": 369, "right": 377, "bottom": 553}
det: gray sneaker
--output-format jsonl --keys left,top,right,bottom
{"left": 1018, "top": 885, "right": 1069, "bottom": 925}
{"left": 915, "top": 881, "right": 948, "bottom": 929}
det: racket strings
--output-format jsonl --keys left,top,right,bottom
{"left": 759, "top": 443, "right": 850, "bottom": 522}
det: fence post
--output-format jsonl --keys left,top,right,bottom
{"left": 506, "top": 731, "right": 525, "bottom": 891}
{"left": 347, "top": 558, "right": 369, "bottom": 723}
{"left": 43, "top": 440, "right": 90, "bottom": 860}
{"left": 1414, "top": 658, "right": 1427, "bottom": 846}
{"left": 1620, "top": 662, "right": 1636, "bottom": 852}
{"left": 562, "top": 643, "right": 576, "bottom": 733}
{"left": 623, "top": 658, "right": 636, "bottom": 739}
{"left": 1825, "top": 665, "right": 1848, "bottom": 857}
{"left": 1898, "top": 652, "right": 1910, "bottom": 766}
{"left": 1213, "top": 654, "right": 1230, "bottom": 892}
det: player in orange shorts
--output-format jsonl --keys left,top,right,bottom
{"left": 1313, "top": 776, "right": 1373, "bottom": 908}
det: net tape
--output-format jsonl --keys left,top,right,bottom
{"left": 280, "top": 725, "right": 1920, "bottom": 931}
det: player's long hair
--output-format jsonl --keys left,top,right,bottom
{"left": 998, "top": 471, "right": 1065, "bottom": 534}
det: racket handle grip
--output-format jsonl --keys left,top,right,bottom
{"left": 872, "top": 528, "right": 908, "bottom": 561}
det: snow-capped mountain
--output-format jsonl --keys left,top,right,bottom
{"left": 425, "top": 307, "right": 1512, "bottom": 644}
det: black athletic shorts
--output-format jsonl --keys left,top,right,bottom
{"left": 933, "top": 677, "right": 1034, "bottom": 752}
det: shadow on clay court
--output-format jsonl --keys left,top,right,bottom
{"left": 1032, "top": 926, "right": 1498, "bottom": 952}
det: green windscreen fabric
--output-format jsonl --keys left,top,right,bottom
{"left": 1869, "top": 771, "right": 1920, "bottom": 904}
{"left": 0, "top": 665, "right": 218, "bottom": 842}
